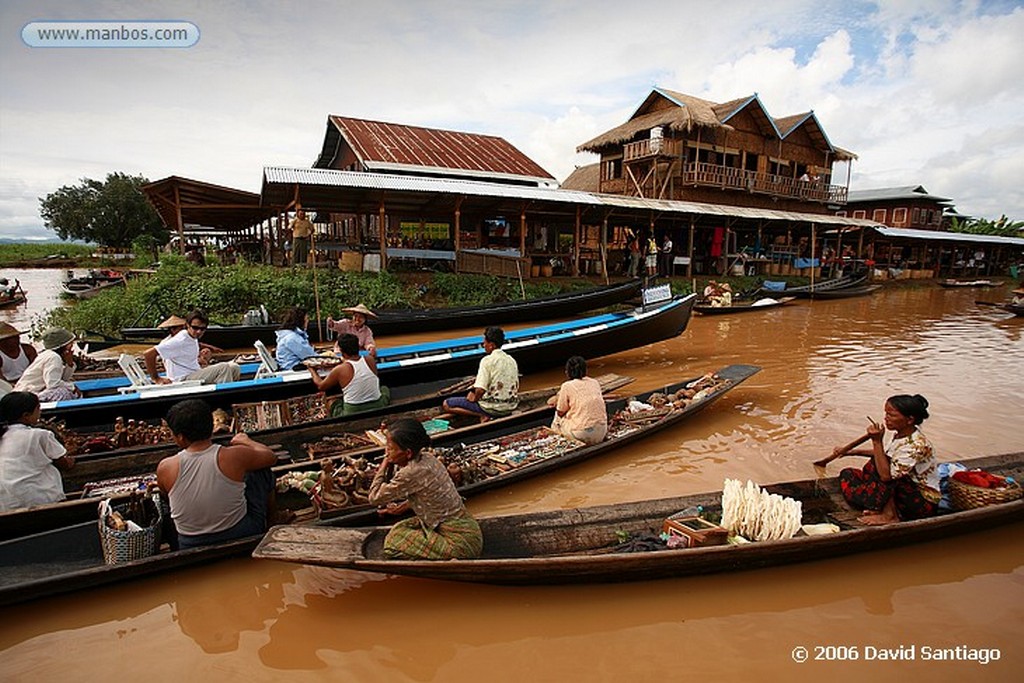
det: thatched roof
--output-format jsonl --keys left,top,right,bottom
{"left": 560, "top": 163, "right": 601, "bottom": 192}
{"left": 577, "top": 89, "right": 728, "bottom": 152}
{"left": 577, "top": 88, "right": 856, "bottom": 160}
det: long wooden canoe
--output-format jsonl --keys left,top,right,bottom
{"left": 694, "top": 297, "right": 795, "bottom": 315}
{"left": 120, "top": 279, "right": 644, "bottom": 347}
{"left": 253, "top": 452, "right": 1023, "bottom": 585}
{"left": 800, "top": 284, "right": 882, "bottom": 300}
{"left": 937, "top": 279, "right": 999, "bottom": 288}
{"left": 0, "top": 374, "right": 636, "bottom": 542}
{"left": 756, "top": 271, "right": 867, "bottom": 297}
{"left": 44, "top": 293, "right": 695, "bottom": 427}
{"left": 0, "top": 364, "right": 755, "bottom": 606}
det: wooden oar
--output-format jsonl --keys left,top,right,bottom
{"left": 812, "top": 432, "right": 872, "bottom": 467}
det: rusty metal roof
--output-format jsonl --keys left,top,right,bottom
{"left": 317, "top": 116, "right": 556, "bottom": 185}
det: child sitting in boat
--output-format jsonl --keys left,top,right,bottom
{"left": 0, "top": 391, "right": 75, "bottom": 511}
{"left": 369, "top": 417, "right": 483, "bottom": 560}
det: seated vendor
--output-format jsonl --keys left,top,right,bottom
{"left": 307, "top": 333, "right": 390, "bottom": 417}
{"left": 275, "top": 306, "right": 317, "bottom": 371}
{"left": 326, "top": 304, "right": 376, "bottom": 356}
{"left": 548, "top": 356, "right": 608, "bottom": 445}
{"left": 0, "top": 322, "right": 37, "bottom": 385}
{"left": 442, "top": 326, "right": 519, "bottom": 423}
{"left": 14, "top": 327, "right": 80, "bottom": 402}
{"left": 156, "top": 398, "right": 279, "bottom": 549}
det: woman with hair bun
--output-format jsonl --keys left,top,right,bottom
{"left": 368, "top": 418, "right": 482, "bottom": 560}
{"left": 833, "top": 394, "right": 940, "bottom": 525}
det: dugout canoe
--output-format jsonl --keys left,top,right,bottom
{"left": 756, "top": 271, "right": 868, "bottom": 297}
{"left": 937, "top": 279, "right": 999, "bottom": 288}
{"left": 1, "top": 374, "right": 636, "bottom": 542}
{"left": 693, "top": 297, "right": 795, "bottom": 315}
{"left": 119, "top": 279, "right": 644, "bottom": 347}
{"left": 253, "top": 452, "right": 1023, "bottom": 585}
{"left": 44, "top": 292, "right": 696, "bottom": 428}
{"left": 799, "top": 284, "right": 882, "bottom": 300}
{"left": 0, "top": 363, "right": 754, "bottom": 606}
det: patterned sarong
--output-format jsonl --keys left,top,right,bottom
{"left": 839, "top": 459, "right": 937, "bottom": 520}
{"left": 383, "top": 510, "right": 483, "bottom": 560}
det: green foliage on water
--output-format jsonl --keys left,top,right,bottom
{"left": 42, "top": 259, "right": 600, "bottom": 337}
{"left": 427, "top": 272, "right": 579, "bottom": 306}
{"left": 0, "top": 242, "right": 93, "bottom": 265}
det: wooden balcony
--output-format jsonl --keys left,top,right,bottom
{"left": 599, "top": 160, "right": 848, "bottom": 204}
{"left": 623, "top": 137, "right": 683, "bottom": 161}
{"left": 681, "top": 162, "right": 848, "bottom": 203}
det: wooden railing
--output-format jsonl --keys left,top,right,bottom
{"left": 623, "top": 138, "right": 683, "bottom": 161}
{"left": 681, "top": 162, "right": 848, "bottom": 203}
{"left": 600, "top": 159, "right": 848, "bottom": 204}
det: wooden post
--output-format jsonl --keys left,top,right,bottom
{"left": 810, "top": 223, "right": 817, "bottom": 291}
{"left": 453, "top": 197, "right": 462, "bottom": 274}
{"left": 519, "top": 209, "right": 527, "bottom": 260}
{"left": 379, "top": 199, "right": 387, "bottom": 271}
{"left": 173, "top": 185, "right": 185, "bottom": 255}
{"left": 573, "top": 205, "right": 581, "bottom": 276}
{"left": 687, "top": 217, "right": 695, "bottom": 278}
{"left": 600, "top": 216, "right": 609, "bottom": 285}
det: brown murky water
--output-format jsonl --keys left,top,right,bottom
{"left": 1, "top": 270, "right": 1022, "bottom": 681}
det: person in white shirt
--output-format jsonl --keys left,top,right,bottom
{"left": 14, "top": 327, "right": 79, "bottom": 402}
{"left": 0, "top": 322, "right": 37, "bottom": 384}
{"left": 143, "top": 309, "right": 241, "bottom": 385}
{"left": 0, "top": 391, "right": 75, "bottom": 511}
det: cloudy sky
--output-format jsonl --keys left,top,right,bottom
{"left": 2, "top": 0, "right": 1023, "bottom": 240}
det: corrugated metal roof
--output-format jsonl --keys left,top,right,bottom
{"left": 262, "top": 166, "right": 883, "bottom": 227}
{"left": 872, "top": 226, "right": 1024, "bottom": 246}
{"left": 848, "top": 185, "right": 952, "bottom": 203}
{"left": 328, "top": 116, "right": 555, "bottom": 183}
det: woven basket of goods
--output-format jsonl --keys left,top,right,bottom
{"left": 97, "top": 491, "right": 163, "bottom": 564}
{"left": 949, "top": 471, "right": 1022, "bottom": 511}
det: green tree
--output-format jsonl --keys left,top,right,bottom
{"left": 949, "top": 214, "right": 1023, "bottom": 237}
{"left": 39, "top": 172, "right": 167, "bottom": 247}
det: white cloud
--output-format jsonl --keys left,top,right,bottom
{"left": 2, "top": 0, "right": 1023, "bottom": 241}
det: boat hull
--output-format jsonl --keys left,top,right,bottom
{"left": 44, "top": 294, "right": 696, "bottom": 427}
{"left": 253, "top": 453, "right": 1024, "bottom": 585}
{"left": 120, "top": 280, "right": 644, "bottom": 347}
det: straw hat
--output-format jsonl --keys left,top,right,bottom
{"left": 343, "top": 303, "right": 377, "bottom": 319}
{"left": 0, "top": 322, "right": 25, "bottom": 341}
{"left": 1013, "top": 287, "right": 1024, "bottom": 295}
{"left": 42, "top": 327, "right": 76, "bottom": 350}
{"left": 158, "top": 315, "right": 187, "bottom": 329}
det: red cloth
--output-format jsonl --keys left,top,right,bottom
{"left": 951, "top": 470, "right": 1006, "bottom": 489}
{"left": 710, "top": 227, "right": 724, "bottom": 257}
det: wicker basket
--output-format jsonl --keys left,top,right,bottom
{"left": 98, "top": 494, "right": 162, "bottom": 565}
{"left": 949, "top": 476, "right": 1022, "bottom": 511}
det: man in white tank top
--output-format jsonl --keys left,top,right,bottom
{"left": 0, "top": 322, "right": 37, "bottom": 384}
{"left": 156, "top": 398, "right": 278, "bottom": 549}
{"left": 307, "top": 333, "right": 390, "bottom": 417}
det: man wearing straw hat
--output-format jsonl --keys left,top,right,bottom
{"left": 327, "top": 303, "right": 377, "bottom": 356}
{"left": 1011, "top": 287, "right": 1024, "bottom": 306}
{"left": 0, "top": 322, "right": 37, "bottom": 385}
{"left": 14, "top": 327, "right": 80, "bottom": 402}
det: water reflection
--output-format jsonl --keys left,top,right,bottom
{"left": 0, "top": 272, "right": 1022, "bottom": 681}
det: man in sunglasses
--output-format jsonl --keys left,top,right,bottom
{"left": 143, "top": 309, "right": 241, "bottom": 385}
